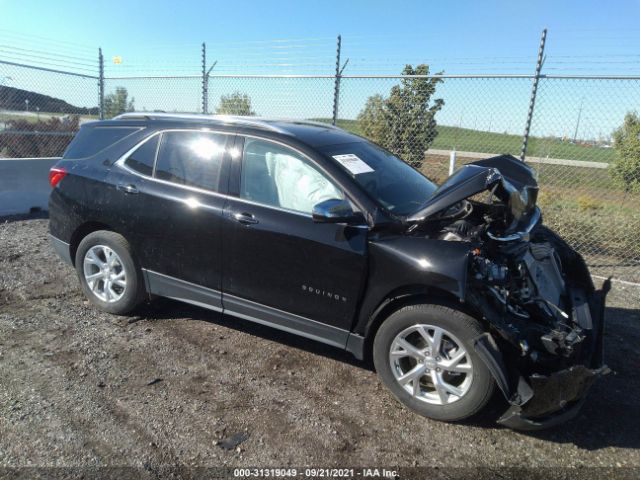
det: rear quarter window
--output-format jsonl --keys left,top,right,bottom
{"left": 63, "top": 126, "right": 141, "bottom": 159}
{"left": 124, "top": 135, "right": 159, "bottom": 176}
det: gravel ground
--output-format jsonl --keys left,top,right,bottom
{"left": 1, "top": 218, "right": 639, "bottom": 477}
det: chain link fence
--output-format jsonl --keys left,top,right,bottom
{"left": 1, "top": 58, "right": 638, "bottom": 283}
{"left": 0, "top": 61, "right": 98, "bottom": 157}
{"left": 104, "top": 76, "right": 202, "bottom": 115}
{"left": 527, "top": 78, "right": 640, "bottom": 282}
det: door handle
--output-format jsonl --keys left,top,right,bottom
{"left": 117, "top": 183, "right": 139, "bottom": 194}
{"left": 233, "top": 212, "right": 259, "bottom": 225}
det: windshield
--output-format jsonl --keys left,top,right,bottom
{"left": 320, "top": 141, "right": 438, "bottom": 216}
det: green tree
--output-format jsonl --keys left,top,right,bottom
{"left": 358, "top": 64, "right": 444, "bottom": 169}
{"left": 611, "top": 112, "right": 640, "bottom": 193}
{"left": 358, "top": 94, "right": 386, "bottom": 142}
{"left": 104, "top": 87, "right": 135, "bottom": 118}
{"left": 216, "top": 91, "right": 255, "bottom": 116}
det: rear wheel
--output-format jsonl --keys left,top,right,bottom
{"left": 75, "top": 230, "right": 145, "bottom": 315}
{"left": 373, "top": 302, "right": 495, "bottom": 422}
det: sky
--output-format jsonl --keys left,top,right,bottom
{"left": 1, "top": 0, "right": 639, "bottom": 66}
{"left": 1, "top": 0, "right": 640, "bottom": 141}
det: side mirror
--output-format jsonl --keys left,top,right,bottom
{"left": 312, "top": 198, "right": 364, "bottom": 224}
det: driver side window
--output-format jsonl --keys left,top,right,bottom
{"left": 240, "top": 138, "right": 344, "bottom": 214}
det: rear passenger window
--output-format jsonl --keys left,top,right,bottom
{"left": 124, "top": 135, "right": 159, "bottom": 176}
{"left": 155, "top": 131, "right": 226, "bottom": 191}
{"left": 64, "top": 126, "right": 141, "bottom": 159}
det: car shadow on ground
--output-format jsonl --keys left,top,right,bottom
{"left": 0, "top": 210, "right": 49, "bottom": 223}
{"left": 131, "top": 297, "right": 371, "bottom": 370}
{"left": 132, "top": 299, "right": 640, "bottom": 450}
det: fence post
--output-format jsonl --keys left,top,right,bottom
{"left": 202, "top": 42, "right": 207, "bottom": 114}
{"left": 332, "top": 35, "right": 342, "bottom": 126}
{"left": 520, "top": 28, "right": 547, "bottom": 161}
{"left": 449, "top": 150, "right": 457, "bottom": 175}
{"left": 98, "top": 48, "right": 104, "bottom": 120}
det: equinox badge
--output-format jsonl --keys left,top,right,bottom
{"left": 302, "top": 284, "right": 347, "bottom": 303}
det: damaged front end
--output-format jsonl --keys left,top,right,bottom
{"left": 407, "top": 155, "right": 611, "bottom": 429}
{"left": 468, "top": 229, "right": 610, "bottom": 430}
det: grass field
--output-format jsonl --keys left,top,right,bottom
{"left": 331, "top": 119, "right": 617, "bottom": 163}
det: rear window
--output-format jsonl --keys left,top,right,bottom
{"left": 63, "top": 126, "right": 141, "bottom": 159}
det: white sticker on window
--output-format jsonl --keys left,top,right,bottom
{"left": 332, "top": 154, "right": 374, "bottom": 175}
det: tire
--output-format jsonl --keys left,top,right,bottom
{"left": 373, "top": 302, "right": 496, "bottom": 422}
{"left": 75, "top": 230, "right": 145, "bottom": 315}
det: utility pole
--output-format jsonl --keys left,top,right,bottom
{"left": 520, "top": 28, "right": 547, "bottom": 161}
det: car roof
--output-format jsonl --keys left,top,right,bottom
{"left": 108, "top": 112, "right": 363, "bottom": 147}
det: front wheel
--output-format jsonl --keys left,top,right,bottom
{"left": 75, "top": 230, "right": 145, "bottom": 315}
{"left": 373, "top": 302, "right": 495, "bottom": 422}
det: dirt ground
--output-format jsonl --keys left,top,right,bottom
{"left": 1, "top": 218, "right": 639, "bottom": 478}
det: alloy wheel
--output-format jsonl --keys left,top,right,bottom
{"left": 388, "top": 324, "right": 473, "bottom": 405}
{"left": 82, "top": 245, "right": 127, "bottom": 303}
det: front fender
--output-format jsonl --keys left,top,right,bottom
{"left": 352, "top": 236, "right": 471, "bottom": 335}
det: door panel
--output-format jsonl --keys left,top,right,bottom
{"left": 222, "top": 136, "right": 368, "bottom": 330}
{"left": 136, "top": 178, "right": 225, "bottom": 291}
{"left": 110, "top": 130, "right": 233, "bottom": 301}
{"left": 222, "top": 200, "right": 367, "bottom": 329}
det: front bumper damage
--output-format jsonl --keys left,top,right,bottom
{"left": 497, "top": 364, "right": 610, "bottom": 430}
{"left": 473, "top": 279, "right": 611, "bottom": 430}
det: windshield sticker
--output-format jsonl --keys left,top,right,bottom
{"left": 332, "top": 154, "right": 375, "bottom": 175}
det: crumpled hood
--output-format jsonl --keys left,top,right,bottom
{"left": 406, "top": 154, "right": 539, "bottom": 223}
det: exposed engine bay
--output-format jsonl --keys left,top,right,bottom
{"left": 406, "top": 155, "right": 610, "bottom": 428}
{"left": 417, "top": 193, "right": 593, "bottom": 366}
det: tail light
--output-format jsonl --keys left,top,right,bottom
{"left": 49, "top": 167, "right": 67, "bottom": 188}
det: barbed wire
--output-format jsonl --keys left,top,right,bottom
{"left": 0, "top": 29, "right": 96, "bottom": 55}
{"left": 2, "top": 29, "right": 640, "bottom": 77}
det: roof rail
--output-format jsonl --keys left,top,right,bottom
{"left": 282, "top": 119, "right": 339, "bottom": 130}
{"left": 112, "top": 112, "right": 292, "bottom": 133}
{"left": 112, "top": 112, "right": 340, "bottom": 133}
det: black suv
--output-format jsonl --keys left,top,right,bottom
{"left": 49, "top": 113, "right": 609, "bottom": 430}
